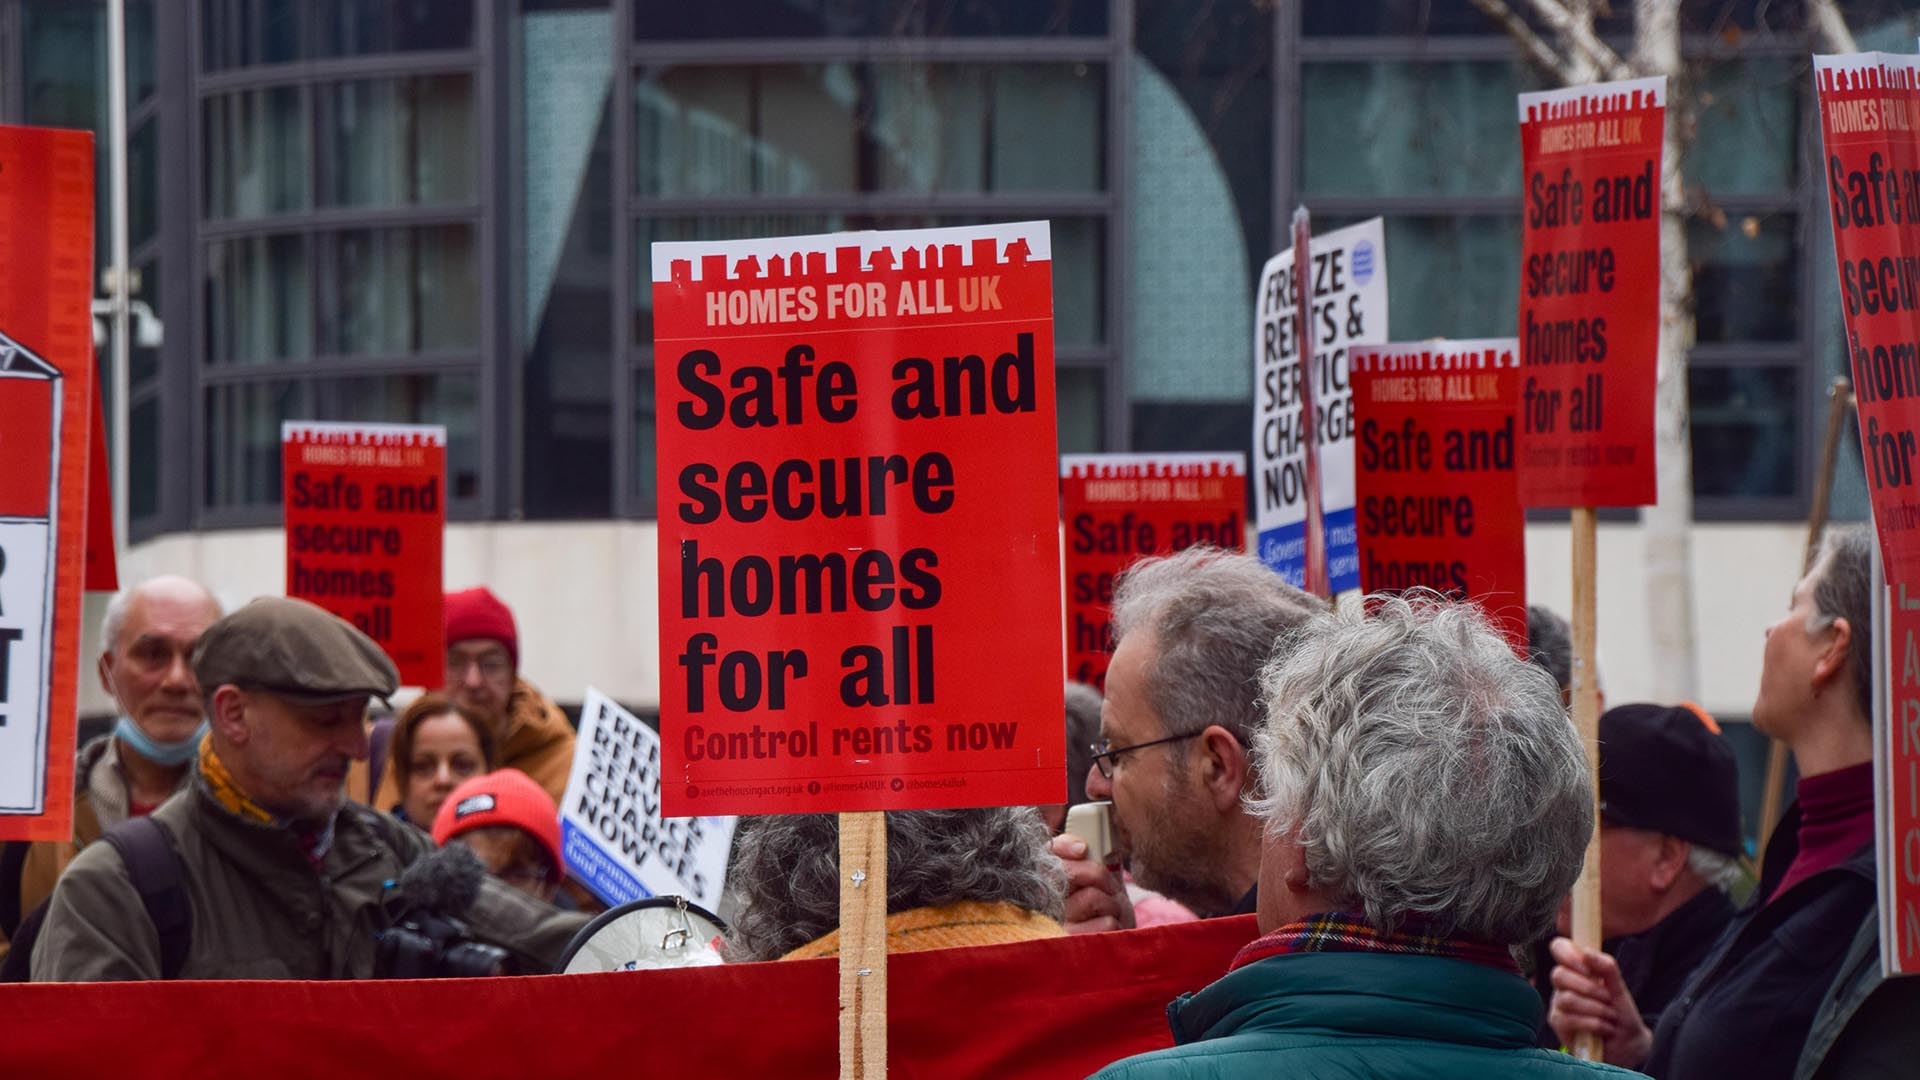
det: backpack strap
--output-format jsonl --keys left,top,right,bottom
{"left": 100, "top": 816, "right": 191, "bottom": 980}
{"left": 366, "top": 715, "right": 398, "bottom": 808}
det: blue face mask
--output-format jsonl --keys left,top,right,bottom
{"left": 114, "top": 714, "right": 207, "bottom": 767}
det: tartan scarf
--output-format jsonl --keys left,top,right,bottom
{"left": 1229, "top": 911, "right": 1521, "bottom": 975}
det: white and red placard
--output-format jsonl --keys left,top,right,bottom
{"left": 1350, "top": 340, "right": 1526, "bottom": 651}
{"left": 1516, "top": 77, "right": 1664, "bottom": 508}
{"left": 282, "top": 421, "right": 447, "bottom": 687}
{"left": 1061, "top": 454, "right": 1245, "bottom": 690}
{"left": 0, "top": 125, "right": 94, "bottom": 841}
{"left": 652, "top": 222, "right": 1065, "bottom": 817}
{"left": 1252, "top": 218, "right": 1387, "bottom": 594}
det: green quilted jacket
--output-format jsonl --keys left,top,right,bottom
{"left": 1090, "top": 949, "right": 1647, "bottom": 1079}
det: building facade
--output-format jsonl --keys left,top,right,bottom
{"left": 6, "top": 1, "right": 1920, "bottom": 827}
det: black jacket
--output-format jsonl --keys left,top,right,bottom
{"left": 1531, "top": 880, "right": 1734, "bottom": 1048}
{"left": 1645, "top": 803, "right": 1875, "bottom": 1080}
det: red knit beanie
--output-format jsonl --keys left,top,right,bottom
{"left": 445, "top": 587, "right": 518, "bottom": 667}
{"left": 432, "top": 768, "right": 564, "bottom": 882}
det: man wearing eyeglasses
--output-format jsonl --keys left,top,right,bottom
{"left": 1053, "top": 548, "right": 1322, "bottom": 934}
{"left": 371, "top": 587, "right": 576, "bottom": 809}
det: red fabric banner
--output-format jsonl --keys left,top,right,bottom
{"left": 1516, "top": 77, "right": 1664, "bottom": 509}
{"left": 281, "top": 422, "right": 447, "bottom": 687}
{"left": 0, "top": 124, "right": 94, "bottom": 842}
{"left": 651, "top": 224, "right": 1064, "bottom": 817}
{"left": 0, "top": 914, "right": 1258, "bottom": 1078}
{"left": 1816, "top": 55, "right": 1920, "bottom": 585}
{"left": 1061, "top": 454, "right": 1246, "bottom": 691}
{"left": 1351, "top": 341, "right": 1527, "bottom": 651}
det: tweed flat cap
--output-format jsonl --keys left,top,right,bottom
{"left": 192, "top": 596, "right": 399, "bottom": 704}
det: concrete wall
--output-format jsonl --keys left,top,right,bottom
{"left": 84, "top": 519, "right": 1814, "bottom": 719}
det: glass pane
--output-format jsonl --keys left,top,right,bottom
{"left": 204, "top": 374, "right": 480, "bottom": 507}
{"left": 1305, "top": 2, "right": 1628, "bottom": 35}
{"left": 1691, "top": 214, "right": 1796, "bottom": 343}
{"left": 324, "top": 76, "right": 476, "bottom": 207}
{"left": 205, "top": 234, "right": 311, "bottom": 364}
{"left": 204, "top": 88, "right": 311, "bottom": 219}
{"left": 328, "top": 225, "right": 479, "bottom": 355}
{"left": 316, "top": 0, "right": 475, "bottom": 56}
{"left": 201, "top": 0, "right": 303, "bottom": 72}
{"left": 131, "top": 395, "right": 159, "bottom": 521}
{"left": 1688, "top": 59, "right": 1798, "bottom": 197}
{"left": 1381, "top": 215, "right": 1521, "bottom": 342}
{"left": 636, "top": 63, "right": 1103, "bottom": 197}
{"left": 634, "top": 214, "right": 1102, "bottom": 347}
{"left": 130, "top": 120, "right": 159, "bottom": 250}
{"left": 128, "top": 0, "right": 157, "bottom": 105}
{"left": 1302, "top": 61, "right": 1538, "bottom": 198}
{"left": 1690, "top": 366, "right": 1797, "bottom": 500}
{"left": 22, "top": 2, "right": 102, "bottom": 130}
{"left": 633, "top": 0, "right": 1106, "bottom": 39}
{"left": 1057, "top": 366, "right": 1103, "bottom": 455}
{"left": 633, "top": 366, "right": 657, "bottom": 513}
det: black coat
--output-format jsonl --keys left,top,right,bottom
{"left": 1645, "top": 803, "right": 1875, "bottom": 1080}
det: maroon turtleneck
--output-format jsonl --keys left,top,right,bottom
{"left": 1768, "top": 760, "right": 1875, "bottom": 904}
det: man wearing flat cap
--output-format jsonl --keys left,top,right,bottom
{"left": 31, "top": 597, "right": 590, "bottom": 981}
{"left": 1536, "top": 701, "right": 1744, "bottom": 1038}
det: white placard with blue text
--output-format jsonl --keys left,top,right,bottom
{"left": 1251, "top": 218, "right": 1388, "bottom": 592}
{"left": 559, "top": 687, "right": 736, "bottom": 910}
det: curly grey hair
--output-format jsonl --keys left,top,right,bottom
{"left": 1250, "top": 593, "right": 1594, "bottom": 944}
{"left": 1805, "top": 524, "right": 1874, "bottom": 724}
{"left": 1111, "top": 546, "right": 1324, "bottom": 748}
{"left": 724, "top": 806, "right": 1066, "bottom": 962}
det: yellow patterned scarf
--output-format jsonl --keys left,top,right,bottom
{"left": 198, "top": 737, "right": 275, "bottom": 824}
{"left": 781, "top": 900, "right": 1064, "bottom": 961}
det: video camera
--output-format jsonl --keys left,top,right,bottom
{"left": 374, "top": 844, "right": 511, "bottom": 979}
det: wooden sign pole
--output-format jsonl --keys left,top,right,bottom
{"left": 1569, "top": 506, "right": 1604, "bottom": 1063}
{"left": 839, "top": 811, "right": 888, "bottom": 1079}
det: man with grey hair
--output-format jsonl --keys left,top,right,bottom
{"left": 1094, "top": 595, "right": 1635, "bottom": 1079}
{"left": 1053, "top": 547, "right": 1321, "bottom": 933}
{"left": 725, "top": 807, "right": 1066, "bottom": 961}
{"left": 1, "top": 575, "right": 222, "bottom": 965}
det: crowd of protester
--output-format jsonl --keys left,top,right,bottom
{"left": 2, "top": 529, "right": 1916, "bottom": 1076}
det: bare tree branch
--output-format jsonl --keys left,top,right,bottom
{"left": 1466, "top": 0, "right": 1583, "bottom": 82}
{"left": 1805, "top": 0, "right": 1859, "bottom": 55}
{"left": 1522, "top": 0, "right": 1634, "bottom": 81}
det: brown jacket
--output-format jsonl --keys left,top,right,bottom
{"left": 1, "top": 736, "right": 191, "bottom": 963}
{"left": 368, "top": 677, "right": 577, "bottom": 812}
{"left": 29, "top": 772, "right": 591, "bottom": 981}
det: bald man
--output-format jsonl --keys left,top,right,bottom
{"left": 0, "top": 576, "right": 222, "bottom": 963}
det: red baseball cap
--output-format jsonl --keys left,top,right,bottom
{"left": 432, "top": 768, "right": 563, "bottom": 881}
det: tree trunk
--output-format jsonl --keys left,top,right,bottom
{"left": 1634, "top": 1, "right": 1699, "bottom": 702}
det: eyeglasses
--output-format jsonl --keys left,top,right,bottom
{"left": 446, "top": 655, "right": 512, "bottom": 680}
{"left": 1090, "top": 732, "right": 1202, "bottom": 779}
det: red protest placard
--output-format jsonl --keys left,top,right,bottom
{"left": 1516, "top": 77, "right": 1663, "bottom": 508}
{"left": 1061, "top": 454, "right": 1246, "bottom": 690}
{"left": 653, "top": 224, "right": 1064, "bottom": 817}
{"left": 1816, "top": 55, "right": 1920, "bottom": 584}
{"left": 282, "top": 422, "right": 446, "bottom": 687}
{"left": 0, "top": 125, "right": 94, "bottom": 841}
{"left": 1884, "top": 584, "right": 1920, "bottom": 975}
{"left": 1351, "top": 340, "right": 1527, "bottom": 650}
